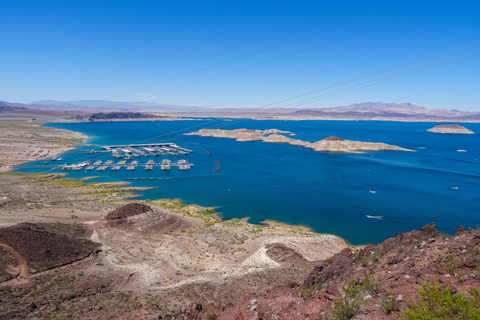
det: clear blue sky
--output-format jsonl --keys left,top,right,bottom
{"left": 1, "top": 1, "right": 479, "bottom": 110}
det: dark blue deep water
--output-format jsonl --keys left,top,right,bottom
{"left": 14, "top": 120, "right": 480, "bottom": 245}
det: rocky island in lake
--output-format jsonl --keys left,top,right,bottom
{"left": 185, "top": 128, "right": 413, "bottom": 153}
{"left": 427, "top": 124, "right": 474, "bottom": 134}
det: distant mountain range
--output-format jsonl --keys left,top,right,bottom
{"left": 26, "top": 100, "right": 205, "bottom": 112}
{"left": 289, "top": 102, "right": 480, "bottom": 120}
{"left": 1, "top": 100, "right": 479, "bottom": 122}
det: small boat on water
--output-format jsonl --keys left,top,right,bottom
{"left": 366, "top": 215, "right": 383, "bottom": 220}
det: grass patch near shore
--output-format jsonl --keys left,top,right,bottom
{"left": 151, "top": 199, "right": 222, "bottom": 226}
{"left": 59, "top": 137, "right": 84, "bottom": 145}
{"left": 50, "top": 178, "right": 88, "bottom": 188}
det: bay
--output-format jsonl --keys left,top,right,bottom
{"left": 14, "top": 119, "right": 480, "bottom": 245}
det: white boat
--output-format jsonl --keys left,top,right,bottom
{"left": 366, "top": 215, "right": 383, "bottom": 220}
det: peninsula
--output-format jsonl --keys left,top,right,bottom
{"left": 185, "top": 128, "right": 413, "bottom": 153}
{"left": 427, "top": 124, "right": 475, "bottom": 134}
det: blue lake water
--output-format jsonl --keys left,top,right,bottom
{"left": 14, "top": 119, "right": 480, "bottom": 245}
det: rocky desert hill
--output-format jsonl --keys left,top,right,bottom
{"left": 186, "top": 129, "right": 413, "bottom": 153}
{"left": 0, "top": 191, "right": 347, "bottom": 319}
{"left": 2, "top": 196, "right": 480, "bottom": 320}
{"left": 3, "top": 100, "right": 480, "bottom": 122}
{"left": 427, "top": 124, "right": 475, "bottom": 134}
{"left": 165, "top": 223, "right": 480, "bottom": 319}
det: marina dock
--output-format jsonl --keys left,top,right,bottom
{"left": 101, "top": 143, "right": 193, "bottom": 159}
{"left": 61, "top": 159, "right": 193, "bottom": 171}
{"left": 55, "top": 142, "right": 196, "bottom": 173}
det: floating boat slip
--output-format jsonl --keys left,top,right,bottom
{"left": 97, "top": 166, "right": 107, "bottom": 171}
{"left": 111, "top": 166, "right": 121, "bottom": 171}
{"left": 147, "top": 159, "right": 155, "bottom": 165}
{"left": 178, "top": 159, "right": 191, "bottom": 170}
{"left": 93, "top": 160, "right": 102, "bottom": 165}
{"left": 126, "top": 165, "right": 136, "bottom": 170}
{"left": 85, "top": 166, "right": 95, "bottom": 171}
{"left": 145, "top": 165, "right": 153, "bottom": 170}
{"left": 161, "top": 159, "right": 171, "bottom": 170}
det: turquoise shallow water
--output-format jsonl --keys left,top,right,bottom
{"left": 14, "top": 120, "right": 480, "bottom": 245}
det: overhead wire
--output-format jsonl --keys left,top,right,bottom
{"left": 133, "top": 41, "right": 480, "bottom": 145}
{"left": 149, "top": 22, "right": 402, "bottom": 97}
{"left": 106, "top": 4, "right": 406, "bottom": 100}
{"left": 279, "top": 48, "right": 480, "bottom": 108}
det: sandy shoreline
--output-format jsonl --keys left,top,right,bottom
{"left": 0, "top": 122, "right": 90, "bottom": 172}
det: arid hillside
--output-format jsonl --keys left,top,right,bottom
{"left": 1, "top": 173, "right": 480, "bottom": 319}
{"left": 0, "top": 173, "right": 347, "bottom": 319}
{"left": 165, "top": 224, "right": 480, "bottom": 319}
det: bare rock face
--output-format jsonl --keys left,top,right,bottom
{"left": 185, "top": 128, "right": 413, "bottom": 153}
{"left": 322, "top": 136, "right": 345, "bottom": 141}
{"left": 0, "top": 246, "right": 19, "bottom": 282}
{"left": 308, "top": 137, "right": 413, "bottom": 153}
{"left": 0, "top": 222, "right": 98, "bottom": 278}
{"left": 265, "top": 243, "right": 309, "bottom": 268}
{"left": 105, "top": 203, "right": 189, "bottom": 233}
{"left": 427, "top": 124, "right": 474, "bottom": 134}
{"left": 172, "top": 223, "right": 480, "bottom": 319}
{"left": 106, "top": 203, "right": 153, "bottom": 220}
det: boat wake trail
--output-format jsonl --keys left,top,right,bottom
{"left": 366, "top": 215, "right": 384, "bottom": 220}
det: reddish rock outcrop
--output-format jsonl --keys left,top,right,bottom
{"left": 106, "top": 203, "right": 153, "bottom": 220}
{"left": 105, "top": 203, "right": 189, "bottom": 232}
{"left": 0, "top": 222, "right": 98, "bottom": 277}
{"left": 171, "top": 223, "right": 480, "bottom": 319}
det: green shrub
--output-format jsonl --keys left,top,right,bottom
{"left": 381, "top": 296, "right": 399, "bottom": 314}
{"left": 333, "top": 275, "right": 380, "bottom": 319}
{"left": 299, "top": 284, "right": 321, "bottom": 299}
{"left": 333, "top": 296, "right": 360, "bottom": 320}
{"left": 401, "top": 282, "right": 480, "bottom": 320}
{"left": 343, "top": 275, "right": 379, "bottom": 298}
{"left": 204, "top": 306, "right": 217, "bottom": 320}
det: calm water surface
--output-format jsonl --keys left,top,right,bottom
{"left": 15, "top": 120, "right": 480, "bottom": 245}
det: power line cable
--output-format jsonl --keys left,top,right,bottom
{"left": 134, "top": 43, "right": 480, "bottom": 145}
{"left": 106, "top": 4, "right": 405, "bottom": 100}
{"left": 280, "top": 49, "right": 480, "bottom": 108}
{"left": 150, "top": 22, "right": 401, "bottom": 97}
